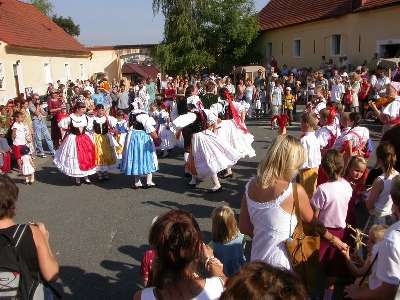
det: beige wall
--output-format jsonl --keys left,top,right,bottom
{"left": 0, "top": 42, "right": 90, "bottom": 104}
{"left": 88, "top": 50, "right": 121, "bottom": 82}
{"left": 257, "top": 5, "right": 400, "bottom": 69}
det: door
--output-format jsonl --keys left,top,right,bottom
{"left": 12, "top": 64, "right": 20, "bottom": 97}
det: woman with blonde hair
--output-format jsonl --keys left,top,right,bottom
{"left": 239, "top": 135, "right": 348, "bottom": 271}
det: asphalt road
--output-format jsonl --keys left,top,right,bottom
{"left": 13, "top": 117, "right": 382, "bottom": 300}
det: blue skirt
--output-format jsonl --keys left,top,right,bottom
{"left": 121, "top": 130, "right": 158, "bottom": 176}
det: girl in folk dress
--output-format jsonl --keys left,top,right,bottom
{"left": 172, "top": 107, "right": 240, "bottom": 193}
{"left": 335, "top": 112, "right": 371, "bottom": 165}
{"left": 316, "top": 108, "right": 341, "bottom": 186}
{"left": 0, "top": 133, "right": 11, "bottom": 174}
{"left": 114, "top": 110, "right": 128, "bottom": 162}
{"left": 54, "top": 102, "right": 96, "bottom": 186}
{"left": 20, "top": 145, "right": 35, "bottom": 185}
{"left": 121, "top": 110, "right": 160, "bottom": 189}
{"left": 153, "top": 99, "right": 176, "bottom": 158}
{"left": 92, "top": 104, "right": 118, "bottom": 180}
{"left": 210, "top": 88, "right": 255, "bottom": 167}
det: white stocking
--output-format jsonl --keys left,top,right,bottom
{"left": 146, "top": 173, "right": 154, "bottom": 185}
{"left": 211, "top": 174, "right": 221, "bottom": 190}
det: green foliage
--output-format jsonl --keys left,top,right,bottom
{"left": 52, "top": 15, "right": 80, "bottom": 37}
{"left": 153, "top": 0, "right": 259, "bottom": 75}
{"left": 30, "top": 0, "right": 53, "bottom": 16}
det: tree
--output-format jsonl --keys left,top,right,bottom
{"left": 30, "top": 0, "right": 53, "bottom": 16}
{"left": 153, "top": 0, "right": 214, "bottom": 75}
{"left": 153, "top": 0, "right": 259, "bottom": 75}
{"left": 52, "top": 15, "right": 80, "bottom": 37}
{"left": 202, "top": 0, "right": 260, "bottom": 74}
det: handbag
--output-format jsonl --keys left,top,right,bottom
{"left": 285, "top": 183, "right": 320, "bottom": 293}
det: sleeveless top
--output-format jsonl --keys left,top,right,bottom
{"left": 69, "top": 117, "right": 88, "bottom": 135}
{"left": 0, "top": 224, "right": 40, "bottom": 279}
{"left": 375, "top": 171, "right": 400, "bottom": 217}
{"left": 93, "top": 119, "right": 109, "bottom": 135}
{"left": 189, "top": 111, "right": 208, "bottom": 134}
{"left": 140, "top": 277, "right": 224, "bottom": 300}
{"left": 245, "top": 180, "right": 297, "bottom": 271}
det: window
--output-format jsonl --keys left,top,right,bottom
{"left": 0, "top": 62, "right": 4, "bottom": 89}
{"left": 332, "top": 34, "right": 341, "bottom": 55}
{"left": 266, "top": 42, "right": 272, "bottom": 58}
{"left": 293, "top": 39, "right": 301, "bottom": 57}
{"left": 281, "top": 41, "right": 284, "bottom": 56}
{"left": 64, "top": 63, "right": 71, "bottom": 81}
{"left": 313, "top": 40, "right": 316, "bottom": 54}
{"left": 44, "top": 63, "right": 52, "bottom": 84}
{"left": 80, "top": 64, "right": 85, "bottom": 80}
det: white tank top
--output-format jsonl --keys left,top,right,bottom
{"left": 246, "top": 180, "right": 297, "bottom": 271}
{"left": 140, "top": 277, "right": 224, "bottom": 300}
{"left": 375, "top": 171, "right": 399, "bottom": 216}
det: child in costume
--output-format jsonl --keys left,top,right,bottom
{"left": 0, "top": 131, "right": 11, "bottom": 174}
{"left": 121, "top": 109, "right": 160, "bottom": 189}
{"left": 153, "top": 98, "right": 176, "bottom": 158}
{"left": 114, "top": 110, "right": 128, "bottom": 162}
{"left": 172, "top": 105, "right": 240, "bottom": 193}
{"left": 299, "top": 112, "right": 321, "bottom": 199}
{"left": 92, "top": 104, "right": 117, "bottom": 180}
{"left": 54, "top": 101, "right": 96, "bottom": 185}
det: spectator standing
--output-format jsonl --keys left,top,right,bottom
{"left": 146, "top": 78, "right": 157, "bottom": 107}
{"left": 29, "top": 94, "right": 55, "bottom": 157}
{"left": 117, "top": 85, "right": 130, "bottom": 114}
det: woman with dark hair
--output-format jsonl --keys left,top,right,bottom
{"left": 53, "top": 101, "right": 96, "bottom": 185}
{"left": 0, "top": 175, "right": 59, "bottom": 295}
{"left": 220, "top": 261, "right": 307, "bottom": 300}
{"left": 134, "top": 210, "right": 225, "bottom": 300}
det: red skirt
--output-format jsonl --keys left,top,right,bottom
{"left": 319, "top": 228, "right": 348, "bottom": 277}
{"left": 12, "top": 145, "right": 23, "bottom": 160}
{"left": 75, "top": 134, "right": 96, "bottom": 171}
{"left": 1, "top": 152, "right": 11, "bottom": 173}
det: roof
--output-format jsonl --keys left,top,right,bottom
{"left": 258, "top": 0, "right": 400, "bottom": 31}
{"left": 0, "top": 0, "right": 90, "bottom": 55}
{"left": 88, "top": 44, "right": 157, "bottom": 51}
{"left": 121, "top": 64, "right": 159, "bottom": 78}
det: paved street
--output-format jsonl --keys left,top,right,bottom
{"left": 13, "top": 118, "right": 381, "bottom": 300}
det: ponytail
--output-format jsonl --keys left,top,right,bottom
{"left": 376, "top": 142, "right": 397, "bottom": 177}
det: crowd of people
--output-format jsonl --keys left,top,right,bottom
{"left": 1, "top": 57, "right": 400, "bottom": 299}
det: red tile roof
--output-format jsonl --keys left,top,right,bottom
{"left": 258, "top": 0, "right": 400, "bottom": 31}
{"left": 0, "top": 0, "right": 90, "bottom": 55}
{"left": 121, "top": 64, "right": 159, "bottom": 79}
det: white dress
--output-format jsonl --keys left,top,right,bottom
{"left": 210, "top": 100, "right": 255, "bottom": 159}
{"left": 173, "top": 110, "right": 241, "bottom": 179}
{"left": 21, "top": 155, "right": 34, "bottom": 176}
{"left": 246, "top": 180, "right": 297, "bottom": 271}
{"left": 53, "top": 114, "right": 97, "bottom": 178}
{"left": 154, "top": 110, "right": 177, "bottom": 151}
{"left": 334, "top": 126, "right": 369, "bottom": 153}
{"left": 140, "top": 277, "right": 224, "bottom": 300}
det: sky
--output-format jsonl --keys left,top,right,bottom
{"left": 48, "top": 0, "right": 269, "bottom": 46}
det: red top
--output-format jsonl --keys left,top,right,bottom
{"left": 164, "top": 88, "right": 176, "bottom": 100}
{"left": 47, "top": 98, "right": 63, "bottom": 117}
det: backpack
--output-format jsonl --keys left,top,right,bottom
{"left": 0, "top": 224, "right": 36, "bottom": 299}
{"left": 0, "top": 224, "right": 58, "bottom": 300}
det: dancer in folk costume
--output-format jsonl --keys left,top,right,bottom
{"left": 210, "top": 88, "right": 256, "bottom": 167}
{"left": 121, "top": 109, "right": 160, "bottom": 189}
{"left": 153, "top": 99, "right": 176, "bottom": 158}
{"left": 172, "top": 106, "right": 241, "bottom": 193}
{"left": 54, "top": 101, "right": 96, "bottom": 185}
{"left": 92, "top": 104, "right": 118, "bottom": 180}
{"left": 316, "top": 107, "right": 341, "bottom": 186}
{"left": 334, "top": 112, "right": 371, "bottom": 164}
{"left": 114, "top": 110, "right": 128, "bottom": 162}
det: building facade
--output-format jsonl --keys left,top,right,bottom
{"left": 257, "top": 0, "right": 400, "bottom": 69}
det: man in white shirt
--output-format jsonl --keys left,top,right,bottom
{"left": 345, "top": 175, "right": 400, "bottom": 299}
{"left": 330, "top": 76, "right": 345, "bottom": 105}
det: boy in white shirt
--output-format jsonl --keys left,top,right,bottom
{"left": 11, "top": 111, "right": 28, "bottom": 171}
{"left": 330, "top": 76, "right": 345, "bottom": 105}
{"left": 299, "top": 112, "right": 321, "bottom": 198}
